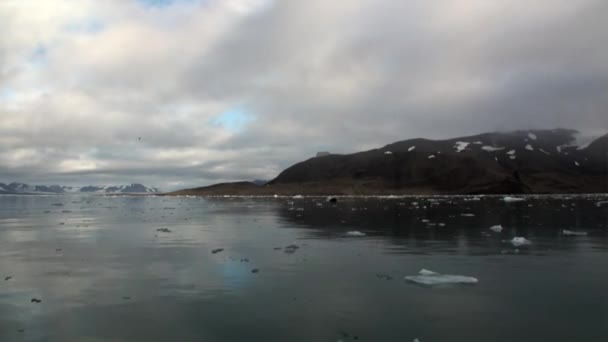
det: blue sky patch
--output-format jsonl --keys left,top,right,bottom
{"left": 213, "top": 107, "right": 254, "bottom": 132}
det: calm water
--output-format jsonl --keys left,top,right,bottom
{"left": 1, "top": 194, "right": 607, "bottom": 342}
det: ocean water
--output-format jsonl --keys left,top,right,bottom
{"left": 1, "top": 194, "right": 607, "bottom": 342}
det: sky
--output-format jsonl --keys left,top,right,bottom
{"left": 1, "top": 0, "right": 607, "bottom": 190}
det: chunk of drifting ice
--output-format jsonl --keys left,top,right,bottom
{"left": 405, "top": 269, "right": 478, "bottom": 285}
{"left": 574, "top": 161, "right": 580, "bottom": 166}
{"left": 490, "top": 225, "right": 503, "bottom": 233}
{"left": 503, "top": 196, "right": 525, "bottom": 202}
{"left": 563, "top": 229, "right": 587, "bottom": 236}
{"left": 525, "top": 144, "right": 534, "bottom": 151}
{"left": 384, "top": 150, "right": 393, "bottom": 155}
{"left": 293, "top": 195, "right": 304, "bottom": 199}
{"left": 511, "top": 237, "right": 531, "bottom": 247}
{"left": 346, "top": 231, "right": 366, "bottom": 237}
{"left": 507, "top": 149, "right": 516, "bottom": 155}
{"left": 408, "top": 146, "right": 416, "bottom": 152}
{"left": 528, "top": 132, "right": 537, "bottom": 140}
{"left": 428, "top": 155, "right": 435, "bottom": 159}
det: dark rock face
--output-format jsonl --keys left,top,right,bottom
{"left": 173, "top": 129, "right": 608, "bottom": 196}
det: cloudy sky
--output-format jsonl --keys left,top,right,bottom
{"left": 1, "top": 0, "right": 607, "bottom": 190}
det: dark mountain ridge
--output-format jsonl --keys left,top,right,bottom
{"left": 172, "top": 129, "right": 608, "bottom": 196}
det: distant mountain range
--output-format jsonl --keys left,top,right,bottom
{"left": 171, "top": 129, "right": 608, "bottom": 195}
{"left": 0, "top": 183, "right": 159, "bottom": 195}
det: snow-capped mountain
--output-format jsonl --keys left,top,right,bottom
{"left": 0, "top": 183, "right": 160, "bottom": 194}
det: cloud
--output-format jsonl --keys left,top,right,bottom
{"left": 1, "top": 0, "right": 607, "bottom": 190}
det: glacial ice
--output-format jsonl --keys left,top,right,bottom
{"left": 503, "top": 196, "right": 525, "bottom": 202}
{"left": 405, "top": 269, "right": 478, "bottom": 285}
{"left": 510, "top": 237, "right": 532, "bottom": 247}
{"left": 346, "top": 231, "right": 366, "bottom": 237}
{"left": 489, "top": 225, "right": 503, "bottom": 233}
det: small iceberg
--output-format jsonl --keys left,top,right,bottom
{"left": 562, "top": 229, "right": 587, "bottom": 236}
{"left": 489, "top": 225, "right": 503, "bottom": 233}
{"left": 293, "top": 195, "right": 304, "bottom": 199}
{"left": 503, "top": 196, "right": 525, "bottom": 203}
{"left": 405, "top": 269, "right": 478, "bottom": 286}
{"left": 510, "top": 237, "right": 531, "bottom": 247}
{"left": 346, "top": 231, "right": 366, "bottom": 237}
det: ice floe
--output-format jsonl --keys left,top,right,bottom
{"left": 405, "top": 269, "right": 478, "bottom": 286}
{"left": 408, "top": 146, "right": 416, "bottom": 152}
{"left": 507, "top": 150, "right": 516, "bottom": 155}
{"left": 293, "top": 195, "right": 304, "bottom": 199}
{"left": 528, "top": 132, "right": 537, "bottom": 140}
{"left": 525, "top": 144, "right": 534, "bottom": 151}
{"left": 384, "top": 151, "right": 393, "bottom": 155}
{"left": 489, "top": 225, "right": 503, "bottom": 233}
{"left": 510, "top": 237, "right": 532, "bottom": 247}
{"left": 503, "top": 196, "right": 525, "bottom": 202}
{"left": 346, "top": 231, "right": 366, "bottom": 237}
{"left": 428, "top": 155, "right": 435, "bottom": 159}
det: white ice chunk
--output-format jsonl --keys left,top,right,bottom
{"left": 562, "top": 229, "right": 587, "bottom": 236}
{"left": 511, "top": 237, "right": 532, "bottom": 247}
{"left": 405, "top": 269, "right": 478, "bottom": 285}
{"left": 293, "top": 195, "right": 304, "bottom": 199}
{"left": 503, "top": 196, "right": 525, "bottom": 203}
{"left": 528, "top": 132, "right": 537, "bottom": 140}
{"left": 525, "top": 144, "right": 534, "bottom": 151}
{"left": 574, "top": 161, "right": 580, "bottom": 166}
{"left": 408, "top": 146, "right": 416, "bottom": 152}
{"left": 454, "top": 141, "right": 470, "bottom": 153}
{"left": 490, "top": 225, "right": 503, "bottom": 233}
{"left": 482, "top": 146, "right": 505, "bottom": 152}
{"left": 384, "top": 151, "right": 393, "bottom": 155}
{"left": 507, "top": 149, "right": 516, "bottom": 155}
{"left": 428, "top": 155, "right": 435, "bottom": 159}
{"left": 346, "top": 231, "right": 366, "bottom": 237}
{"left": 539, "top": 149, "right": 551, "bottom": 155}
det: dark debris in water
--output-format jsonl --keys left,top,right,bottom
{"left": 212, "top": 248, "right": 224, "bottom": 254}
{"left": 156, "top": 228, "right": 172, "bottom": 233}
{"left": 4, "top": 276, "right": 12, "bottom": 281}
{"left": 30, "top": 298, "right": 42, "bottom": 303}
{"left": 251, "top": 268, "right": 260, "bottom": 274}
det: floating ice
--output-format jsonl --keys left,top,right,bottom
{"left": 503, "top": 196, "right": 525, "bottom": 202}
{"left": 346, "top": 231, "right": 366, "bottom": 237}
{"left": 490, "top": 225, "right": 503, "bottom": 233}
{"left": 405, "top": 269, "right": 478, "bottom": 286}
{"left": 428, "top": 155, "right": 435, "bottom": 159}
{"left": 511, "top": 237, "right": 532, "bottom": 247}
{"left": 507, "top": 150, "right": 516, "bottom": 155}
{"left": 528, "top": 132, "right": 537, "bottom": 140}
{"left": 525, "top": 144, "right": 534, "bottom": 151}
{"left": 454, "top": 141, "right": 470, "bottom": 153}
{"left": 482, "top": 146, "right": 505, "bottom": 152}
{"left": 563, "top": 229, "right": 587, "bottom": 236}
{"left": 384, "top": 151, "right": 393, "bottom": 155}
{"left": 539, "top": 148, "right": 551, "bottom": 155}
{"left": 461, "top": 213, "right": 475, "bottom": 217}
{"left": 408, "top": 146, "right": 416, "bottom": 152}
{"left": 293, "top": 195, "right": 304, "bottom": 199}
{"left": 574, "top": 161, "right": 580, "bottom": 166}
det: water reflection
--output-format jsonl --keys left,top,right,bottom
{"left": 0, "top": 194, "right": 607, "bottom": 341}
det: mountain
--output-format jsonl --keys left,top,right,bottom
{"left": 0, "top": 183, "right": 159, "bottom": 195}
{"left": 171, "top": 129, "right": 608, "bottom": 196}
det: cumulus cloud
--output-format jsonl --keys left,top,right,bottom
{"left": 1, "top": 0, "right": 607, "bottom": 189}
